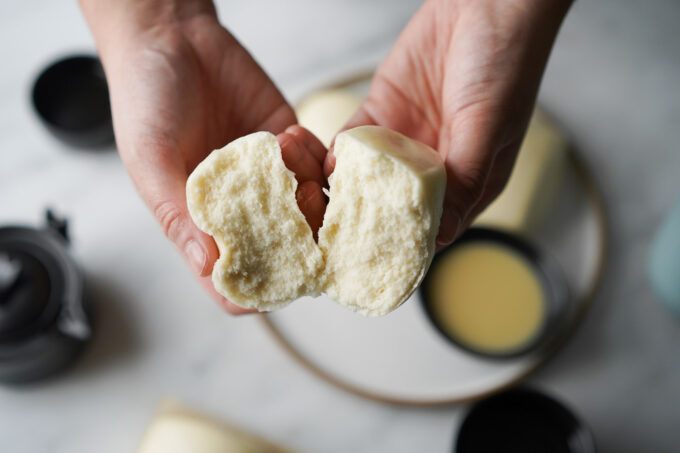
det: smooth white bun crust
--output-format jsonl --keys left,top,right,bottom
{"left": 296, "top": 89, "right": 362, "bottom": 147}
{"left": 138, "top": 403, "right": 293, "bottom": 453}
{"left": 186, "top": 127, "right": 446, "bottom": 316}
{"left": 186, "top": 132, "right": 324, "bottom": 310}
{"left": 319, "top": 126, "right": 446, "bottom": 315}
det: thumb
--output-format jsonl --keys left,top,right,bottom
{"left": 155, "top": 199, "right": 218, "bottom": 278}
{"left": 128, "top": 152, "right": 255, "bottom": 314}
{"left": 136, "top": 161, "right": 219, "bottom": 278}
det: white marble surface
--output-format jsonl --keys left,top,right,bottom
{"left": 0, "top": 1, "right": 679, "bottom": 452}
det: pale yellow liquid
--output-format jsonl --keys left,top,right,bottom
{"left": 427, "top": 243, "right": 546, "bottom": 354}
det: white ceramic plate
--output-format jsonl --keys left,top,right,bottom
{"left": 261, "top": 76, "right": 606, "bottom": 406}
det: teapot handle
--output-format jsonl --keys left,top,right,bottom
{"left": 45, "top": 209, "right": 69, "bottom": 243}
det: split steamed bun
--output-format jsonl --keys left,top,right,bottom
{"left": 186, "top": 126, "right": 446, "bottom": 316}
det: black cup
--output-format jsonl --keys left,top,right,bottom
{"left": 456, "top": 387, "right": 596, "bottom": 453}
{"left": 31, "top": 55, "right": 114, "bottom": 149}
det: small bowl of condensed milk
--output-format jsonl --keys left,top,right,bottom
{"left": 420, "top": 227, "right": 570, "bottom": 359}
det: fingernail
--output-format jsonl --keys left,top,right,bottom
{"left": 285, "top": 125, "right": 301, "bottom": 136}
{"left": 278, "top": 133, "right": 292, "bottom": 148}
{"left": 185, "top": 240, "right": 206, "bottom": 276}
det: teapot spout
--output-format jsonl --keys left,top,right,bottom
{"left": 58, "top": 297, "right": 91, "bottom": 341}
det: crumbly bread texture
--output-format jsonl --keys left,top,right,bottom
{"left": 186, "top": 132, "right": 324, "bottom": 310}
{"left": 186, "top": 126, "right": 446, "bottom": 316}
{"left": 318, "top": 126, "right": 446, "bottom": 315}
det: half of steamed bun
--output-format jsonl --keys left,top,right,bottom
{"left": 186, "top": 132, "right": 324, "bottom": 311}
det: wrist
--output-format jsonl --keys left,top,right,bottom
{"left": 79, "top": 0, "right": 216, "bottom": 65}
{"left": 455, "top": 0, "right": 573, "bottom": 24}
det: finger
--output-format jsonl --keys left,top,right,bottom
{"left": 296, "top": 180, "right": 327, "bottom": 240}
{"left": 437, "top": 89, "right": 537, "bottom": 246}
{"left": 255, "top": 101, "right": 297, "bottom": 135}
{"left": 323, "top": 147, "right": 336, "bottom": 179}
{"left": 464, "top": 140, "right": 520, "bottom": 226}
{"left": 278, "top": 132, "right": 325, "bottom": 186}
{"left": 435, "top": 153, "right": 494, "bottom": 248}
{"left": 285, "top": 125, "right": 327, "bottom": 164}
{"left": 129, "top": 153, "right": 220, "bottom": 279}
{"left": 341, "top": 73, "right": 439, "bottom": 146}
{"left": 433, "top": 0, "right": 565, "bottom": 246}
{"left": 196, "top": 274, "right": 257, "bottom": 315}
{"left": 436, "top": 208, "right": 462, "bottom": 252}
{"left": 341, "top": 106, "right": 378, "bottom": 133}
{"left": 436, "top": 142, "right": 518, "bottom": 252}
{"left": 434, "top": 97, "right": 512, "bottom": 249}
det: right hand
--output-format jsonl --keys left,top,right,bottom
{"left": 324, "top": 0, "right": 572, "bottom": 250}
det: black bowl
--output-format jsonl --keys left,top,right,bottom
{"left": 419, "top": 227, "right": 570, "bottom": 359}
{"left": 31, "top": 55, "right": 114, "bottom": 149}
{"left": 456, "top": 387, "right": 596, "bottom": 453}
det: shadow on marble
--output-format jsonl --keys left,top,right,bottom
{"left": 560, "top": 258, "right": 616, "bottom": 363}
{"left": 66, "top": 272, "right": 141, "bottom": 378}
{"left": 595, "top": 434, "right": 665, "bottom": 453}
{"left": 0, "top": 272, "right": 141, "bottom": 390}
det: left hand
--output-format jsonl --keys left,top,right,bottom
{"left": 80, "top": 0, "right": 327, "bottom": 313}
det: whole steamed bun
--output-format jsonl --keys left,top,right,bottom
{"left": 186, "top": 126, "right": 446, "bottom": 316}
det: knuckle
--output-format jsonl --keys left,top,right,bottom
{"left": 221, "top": 300, "right": 251, "bottom": 315}
{"left": 442, "top": 164, "right": 489, "bottom": 228}
{"left": 478, "top": 140, "right": 522, "bottom": 203}
{"left": 456, "top": 164, "right": 488, "bottom": 208}
{"left": 154, "top": 200, "right": 184, "bottom": 243}
{"left": 285, "top": 124, "right": 305, "bottom": 136}
{"left": 222, "top": 303, "right": 242, "bottom": 315}
{"left": 485, "top": 175, "right": 509, "bottom": 202}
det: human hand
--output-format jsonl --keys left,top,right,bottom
{"left": 325, "top": 0, "right": 572, "bottom": 249}
{"left": 80, "top": 0, "right": 327, "bottom": 313}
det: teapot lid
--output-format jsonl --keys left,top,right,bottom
{"left": 0, "top": 211, "right": 83, "bottom": 342}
